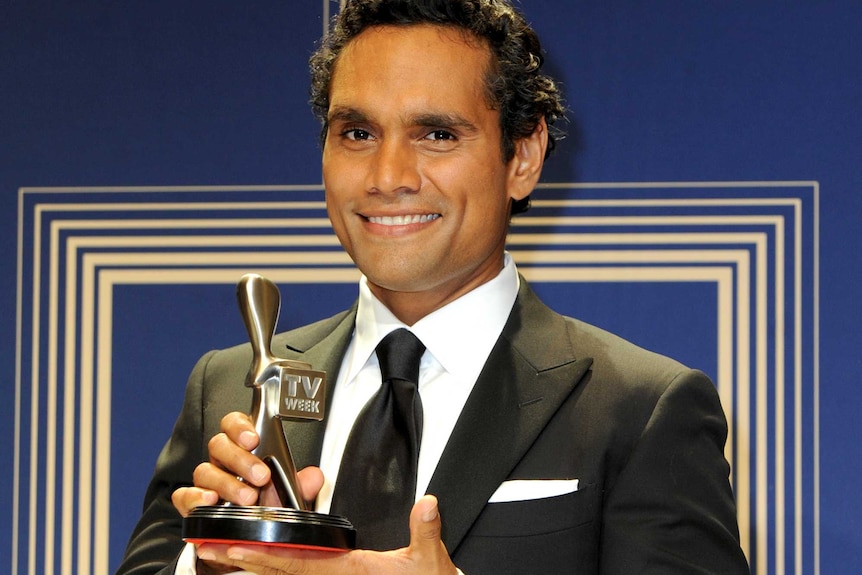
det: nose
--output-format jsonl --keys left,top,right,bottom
{"left": 368, "top": 138, "right": 421, "bottom": 196}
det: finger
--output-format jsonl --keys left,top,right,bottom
{"left": 193, "top": 461, "right": 260, "bottom": 506}
{"left": 207, "top": 431, "right": 271, "bottom": 487}
{"left": 220, "top": 411, "right": 259, "bottom": 451}
{"left": 171, "top": 486, "right": 219, "bottom": 517}
{"left": 197, "top": 542, "right": 352, "bottom": 575}
{"left": 257, "top": 480, "right": 283, "bottom": 508}
{"left": 410, "top": 495, "right": 442, "bottom": 545}
{"left": 408, "top": 495, "right": 454, "bottom": 572}
{"left": 296, "top": 466, "right": 325, "bottom": 502}
{"left": 254, "top": 466, "right": 323, "bottom": 509}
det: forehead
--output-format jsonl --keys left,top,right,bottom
{"left": 328, "top": 24, "right": 493, "bottom": 114}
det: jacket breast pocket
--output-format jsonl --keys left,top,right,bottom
{"left": 452, "top": 485, "right": 600, "bottom": 575}
{"left": 470, "top": 483, "right": 597, "bottom": 536}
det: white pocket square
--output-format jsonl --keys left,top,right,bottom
{"left": 488, "top": 478, "right": 580, "bottom": 503}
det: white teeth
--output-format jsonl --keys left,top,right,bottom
{"left": 368, "top": 214, "right": 440, "bottom": 226}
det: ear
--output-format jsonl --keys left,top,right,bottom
{"left": 506, "top": 117, "right": 548, "bottom": 201}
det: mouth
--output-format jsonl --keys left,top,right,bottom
{"left": 366, "top": 213, "right": 441, "bottom": 226}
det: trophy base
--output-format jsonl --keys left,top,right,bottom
{"left": 183, "top": 505, "right": 356, "bottom": 552}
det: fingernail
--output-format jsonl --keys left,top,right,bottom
{"left": 197, "top": 548, "right": 215, "bottom": 561}
{"left": 422, "top": 504, "right": 439, "bottom": 523}
{"left": 227, "top": 548, "right": 245, "bottom": 561}
{"left": 251, "top": 463, "right": 268, "bottom": 483}
{"left": 239, "top": 430, "right": 257, "bottom": 449}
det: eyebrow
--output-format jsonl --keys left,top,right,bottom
{"left": 327, "top": 106, "right": 369, "bottom": 125}
{"left": 327, "top": 106, "right": 478, "bottom": 134}
{"left": 411, "top": 112, "right": 478, "bottom": 134}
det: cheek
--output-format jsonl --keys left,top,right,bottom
{"left": 322, "top": 181, "right": 352, "bottom": 252}
{"left": 323, "top": 155, "right": 350, "bottom": 215}
{"left": 323, "top": 152, "right": 367, "bottom": 214}
{"left": 429, "top": 153, "right": 505, "bottom": 197}
{"left": 322, "top": 142, "right": 350, "bottom": 187}
{"left": 450, "top": 165, "right": 511, "bottom": 220}
{"left": 324, "top": 190, "right": 349, "bottom": 238}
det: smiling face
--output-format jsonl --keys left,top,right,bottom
{"left": 322, "top": 24, "right": 545, "bottom": 324}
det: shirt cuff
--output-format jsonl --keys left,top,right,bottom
{"left": 175, "top": 544, "right": 196, "bottom": 575}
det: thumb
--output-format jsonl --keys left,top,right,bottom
{"left": 408, "top": 494, "right": 444, "bottom": 552}
{"left": 296, "top": 466, "right": 325, "bottom": 502}
{"left": 408, "top": 496, "right": 457, "bottom": 573}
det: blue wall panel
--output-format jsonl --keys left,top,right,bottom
{"left": 2, "top": 2, "right": 858, "bottom": 573}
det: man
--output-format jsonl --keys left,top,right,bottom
{"left": 118, "top": 1, "right": 750, "bottom": 573}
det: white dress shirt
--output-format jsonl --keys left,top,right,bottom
{"left": 180, "top": 254, "right": 520, "bottom": 573}
{"left": 317, "top": 253, "right": 519, "bottom": 511}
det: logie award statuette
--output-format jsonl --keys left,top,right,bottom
{"left": 182, "top": 273, "right": 356, "bottom": 551}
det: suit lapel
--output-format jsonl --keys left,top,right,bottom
{"left": 277, "top": 307, "right": 357, "bottom": 469}
{"left": 427, "top": 280, "right": 593, "bottom": 552}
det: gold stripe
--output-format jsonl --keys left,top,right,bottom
{"left": 16, "top": 183, "right": 817, "bottom": 575}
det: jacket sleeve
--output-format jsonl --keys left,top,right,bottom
{"left": 599, "top": 369, "right": 750, "bottom": 574}
{"left": 114, "top": 351, "right": 217, "bottom": 575}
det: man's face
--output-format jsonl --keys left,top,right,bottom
{"left": 322, "top": 24, "right": 532, "bottom": 320}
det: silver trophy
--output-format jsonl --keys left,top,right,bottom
{"left": 182, "top": 274, "right": 355, "bottom": 550}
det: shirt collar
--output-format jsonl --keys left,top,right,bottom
{"left": 345, "top": 253, "right": 520, "bottom": 385}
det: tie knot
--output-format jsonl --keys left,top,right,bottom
{"left": 376, "top": 328, "right": 425, "bottom": 384}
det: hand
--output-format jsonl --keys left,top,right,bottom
{"left": 196, "top": 494, "right": 458, "bottom": 575}
{"left": 172, "top": 411, "right": 313, "bottom": 516}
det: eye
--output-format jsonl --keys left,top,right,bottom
{"left": 424, "top": 129, "right": 457, "bottom": 142}
{"left": 341, "top": 127, "right": 372, "bottom": 141}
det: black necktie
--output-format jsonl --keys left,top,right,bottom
{"left": 330, "top": 328, "right": 425, "bottom": 550}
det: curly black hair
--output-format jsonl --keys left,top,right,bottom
{"left": 309, "top": 0, "right": 565, "bottom": 215}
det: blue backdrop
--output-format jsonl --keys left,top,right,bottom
{"left": 2, "top": 2, "right": 859, "bottom": 573}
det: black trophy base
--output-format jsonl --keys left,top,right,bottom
{"left": 183, "top": 505, "right": 356, "bottom": 552}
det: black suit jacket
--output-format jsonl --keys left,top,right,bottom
{"left": 117, "top": 279, "right": 749, "bottom": 574}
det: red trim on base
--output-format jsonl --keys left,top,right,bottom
{"left": 185, "top": 537, "right": 350, "bottom": 553}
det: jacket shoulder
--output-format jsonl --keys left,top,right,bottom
{"left": 563, "top": 315, "right": 692, "bottom": 385}
{"left": 203, "top": 307, "right": 354, "bottom": 365}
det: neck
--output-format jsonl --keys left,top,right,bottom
{"left": 368, "top": 258, "right": 506, "bottom": 326}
